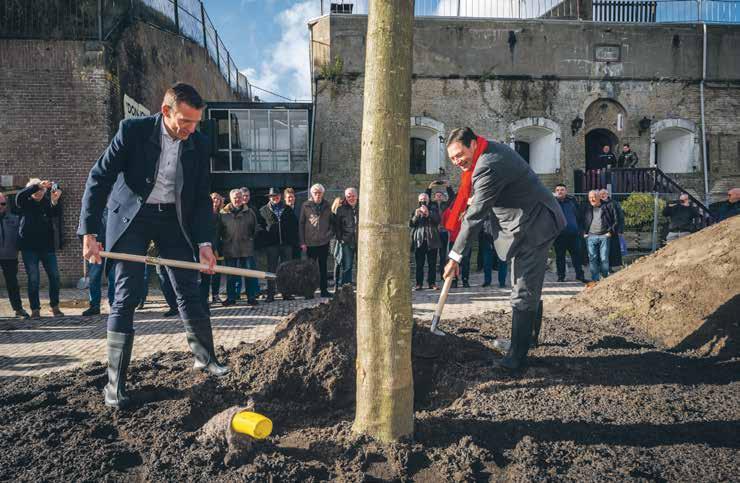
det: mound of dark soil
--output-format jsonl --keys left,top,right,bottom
{"left": 560, "top": 216, "right": 740, "bottom": 357}
{"left": 1, "top": 290, "right": 738, "bottom": 481}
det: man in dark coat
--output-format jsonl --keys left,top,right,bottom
{"left": 258, "top": 187, "right": 299, "bottom": 302}
{"left": 78, "top": 83, "right": 229, "bottom": 409}
{"left": 410, "top": 192, "right": 441, "bottom": 290}
{"left": 599, "top": 189, "right": 624, "bottom": 269}
{"left": 553, "top": 184, "right": 586, "bottom": 283}
{"left": 333, "top": 187, "right": 359, "bottom": 286}
{"left": 443, "top": 127, "right": 566, "bottom": 371}
{"left": 663, "top": 193, "right": 700, "bottom": 242}
{"left": 616, "top": 143, "right": 639, "bottom": 168}
{"left": 0, "top": 192, "right": 29, "bottom": 319}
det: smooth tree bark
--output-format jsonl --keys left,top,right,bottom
{"left": 353, "top": 0, "right": 415, "bottom": 442}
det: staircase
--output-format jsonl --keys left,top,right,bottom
{"left": 574, "top": 167, "right": 716, "bottom": 223}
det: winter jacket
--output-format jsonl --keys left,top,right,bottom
{"left": 662, "top": 203, "right": 700, "bottom": 233}
{"left": 606, "top": 198, "right": 625, "bottom": 233}
{"left": 334, "top": 201, "right": 358, "bottom": 246}
{"left": 556, "top": 195, "right": 581, "bottom": 234}
{"left": 218, "top": 203, "right": 259, "bottom": 258}
{"left": 299, "top": 199, "right": 333, "bottom": 247}
{"left": 258, "top": 202, "right": 299, "bottom": 248}
{"left": 582, "top": 202, "right": 617, "bottom": 236}
{"left": 16, "top": 184, "right": 61, "bottom": 252}
{"left": 617, "top": 150, "right": 639, "bottom": 168}
{"left": 0, "top": 212, "right": 20, "bottom": 260}
{"left": 426, "top": 185, "right": 456, "bottom": 232}
{"left": 595, "top": 152, "right": 617, "bottom": 170}
{"left": 410, "top": 203, "right": 441, "bottom": 250}
{"left": 715, "top": 201, "right": 740, "bottom": 221}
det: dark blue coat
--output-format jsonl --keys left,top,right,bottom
{"left": 77, "top": 113, "right": 213, "bottom": 252}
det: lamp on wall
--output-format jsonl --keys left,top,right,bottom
{"left": 438, "top": 135, "right": 445, "bottom": 144}
{"left": 639, "top": 116, "right": 651, "bottom": 136}
{"left": 571, "top": 116, "right": 583, "bottom": 136}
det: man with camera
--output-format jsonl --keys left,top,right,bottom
{"left": 662, "top": 193, "right": 700, "bottom": 242}
{"left": 16, "top": 179, "right": 64, "bottom": 319}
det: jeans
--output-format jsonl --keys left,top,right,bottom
{"left": 0, "top": 259, "right": 24, "bottom": 311}
{"left": 586, "top": 234, "right": 610, "bottom": 281}
{"left": 414, "top": 242, "right": 438, "bottom": 286}
{"left": 337, "top": 242, "right": 355, "bottom": 285}
{"left": 438, "top": 231, "right": 449, "bottom": 277}
{"left": 307, "top": 244, "right": 330, "bottom": 294}
{"left": 553, "top": 231, "right": 584, "bottom": 280}
{"left": 225, "top": 256, "right": 258, "bottom": 301}
{"left": 266, "top": 244, "right": 293, "bottom": 296}
{"left": 21, "top": 250, "right": 60, "bottom": 310}
{"left": 156, "top": 265, "right": 179, "bottom": 311}
{"left": 87, "top": 260, "right": 104, "bottom": 308}
{"left": 107, "top": 205, "right": 207, "bottom": 334}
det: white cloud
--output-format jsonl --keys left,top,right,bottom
{"left": 241, "top": 1, "right": 320, "bottom": 102}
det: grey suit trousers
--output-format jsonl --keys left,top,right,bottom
{"left": 509, "top": 238, "right": 552, "bottom": 312}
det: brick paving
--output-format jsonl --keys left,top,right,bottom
{"left": 0, "top": 270, "right": 583, "bottom": 377}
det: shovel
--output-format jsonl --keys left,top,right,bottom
{"left": 99, "top": 251, "right": 277, "bottom": 280}
{"left": 430, "top": 276, "right": 454, "bottom": 336}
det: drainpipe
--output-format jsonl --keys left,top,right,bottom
{"left": 307, "top": 22, "right": 317, "bottom": 195}
{"left": 699, "top": 15, "right": 710, "bottom": 206}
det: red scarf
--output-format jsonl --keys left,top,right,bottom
{"left": 443, "top": 136, "right": 488, "bottom": 241}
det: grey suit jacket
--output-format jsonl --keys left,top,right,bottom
{"left": 451, "top": 141, "right": 566, "bottom": 261}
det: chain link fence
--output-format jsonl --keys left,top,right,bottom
{"left": 1, "top": 0, "right": 252, "bottom": 100}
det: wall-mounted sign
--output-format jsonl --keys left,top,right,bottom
{"left": 123, "top": 94, "right": 150, "bottom": 119}
{"left": 595, "top": 45, "right": 621, "bottom": 62}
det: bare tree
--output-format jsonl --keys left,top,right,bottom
{"left": 353, "top": 0, "right": 415, "bottom": 442}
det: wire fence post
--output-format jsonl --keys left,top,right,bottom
{"left": 227, "top": 51, "right": 232, "bottom": 87}
{"left": 200, "top": 1, "right": 207, "bottom": 60}
{"left": 173, "top": 0, "right": 180, "bottom": 34}
{"left": 651, "top": 191, "right": 660, "bottom": 252}
{"left": 215, "top": 31, "right": 220, "bottom": 71}
{"left": 98, "top": 0, "right": 103, "bottom": 40}
{"left": 456, "top": 0, "right": 461, "bottom": 16}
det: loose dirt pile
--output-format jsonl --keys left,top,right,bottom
{"left": 560, "top": 216, "right": 740, "bottom": 357}
{"left": 1, "top": 286, "right": 738, "bottom": 481}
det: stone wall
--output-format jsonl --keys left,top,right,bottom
{"left": 310, "top": 16, "right": 740, "bottom": 210}
{"left": 0, "top": 21, "right": 237, "bottom": 287}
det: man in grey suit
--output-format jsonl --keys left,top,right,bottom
{"left": 443, "top": 127, "right": 565, "bottom": 370}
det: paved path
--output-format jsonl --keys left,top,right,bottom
{"left": 0, "top": 270, "right": 583, "bottom": 377}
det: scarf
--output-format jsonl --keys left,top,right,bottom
{"left": 443, "top": 136, "right": 489, "bottom": 240}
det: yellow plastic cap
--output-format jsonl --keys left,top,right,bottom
{"left": 231, "top": 411, "right": 273, "bottom": 439}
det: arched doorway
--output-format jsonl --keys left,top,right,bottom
{"left": 585, "top": 128, "right": 618, "bottom": 170}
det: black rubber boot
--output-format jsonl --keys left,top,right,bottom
{"left": 495, "top": 309, "right": 535, "bottom": 371}
{"left": 531, "top": 300, "right": 544, "bottom": 347}
{"left": 183, "top": 319, "right": 230, "bottom": 377}
{"left": 104, "top": 331, "right": 134, "bottom": 409}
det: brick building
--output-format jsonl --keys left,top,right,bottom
{"left": 308, "top": 3, "right": 740, "bottom": 209}
{"left": 0, "top": 1, "right": 247, "bottom": 286}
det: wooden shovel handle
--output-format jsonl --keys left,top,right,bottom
{"left": 434, "top": 276, "right": 454, "bottom": 318}
{"left": 100, "top": 251, "right": 277, "bottom": 280}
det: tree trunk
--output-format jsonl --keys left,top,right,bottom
{"left": 352, "top": 0, "right": 415, "bottom": 442}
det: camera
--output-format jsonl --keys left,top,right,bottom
{"left": 51, "top": 182, "right": 59, "bottom": 191}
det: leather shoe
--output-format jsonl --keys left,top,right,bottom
{"left": 163, "top": 308, "right": 178, "bottom": 317}
{"left": 15, "top": 309, "right": 30, "bottom": 319}
{"left": 82, "top": 306, "right": 100, "bottom": 316}
{"left": 221, "top": 299, "right": 236, "bottom": 307}
{"left": 51, "top": 306, "right": 65, "bottom": 317}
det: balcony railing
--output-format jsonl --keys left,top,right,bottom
{"left": 319, "top": 0, "right": 740, "bottom": 23}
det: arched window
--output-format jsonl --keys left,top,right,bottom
{"left": 509, "top": 118, "right": 561, "bottom": 174}
{"left": 651, "top": 119, "right": 698, "bottom": 173}
{"left": 410, "top": 137, "right": 427, "bottom": 174}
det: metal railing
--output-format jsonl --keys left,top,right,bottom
{"left": 319, "top": 0, "right": 740, "bottom": 23}
{"left": 0, "top": 0, "right": 252, "bottom": 100}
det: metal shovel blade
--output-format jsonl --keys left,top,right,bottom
{"left": 430, "top": 315, "right": 446, "bottom": 336}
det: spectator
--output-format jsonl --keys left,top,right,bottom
{"left": 617, "top": 143, "right": 639, "bottom": 168}
{"left": 331, "top": 196, "right": 344, "bottom": 289}
{"left": 599, "top": 189, "right": 624, "bottom": 270}
{"left": 82, "top": 207, "right": 108, "bottom": 316}
{"left": 334, "top": 187, "right": 359, "bottom": 286}
{"left": 663, "top": 193, "right": 700, "bottom": 242}
{"left": 209, "top": 192, "right": 224, "bottom": 304}
{"left": 218, "top": 189, "right": 259, "bottom": 306}
{"left": 598, "top": 145, "right": 617, "bottom": 169}
{"left": 259, "top": 187, "right": 299, "bottom": 301}
{"left": 426, "top": 181, "right": 456, "bottom": 279}
{"left": 0, "top": 192, "right": 29, "bottom": 319}
{"left": 410, "top": 192, "right": 441, "bottom": 290}
{"left": 582, "top": 190, "right": 617, "bottom": 282}
{"left": 299, "top": 183, "right": 334, "bottom": 298}
{"left": 553, "top": 184, "right": 586, "bottom": 283}
{"left": 283, "top": 187, "right": 301, "bottom": 259}
{"left": 715, "top": 188, "right": 740, "bottom": 221}
{"left": 16, "top": 179, "right": 64, "bottom": 319}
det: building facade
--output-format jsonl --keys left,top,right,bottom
{"left": 309, "top": 13, "right": 740, "bottom": 208}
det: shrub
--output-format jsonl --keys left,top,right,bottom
{"left": 319, "top": 56, "right": 344, "bottom": 82}
{"left": 622, "top": 192, "right": 666, "bottom": 231}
